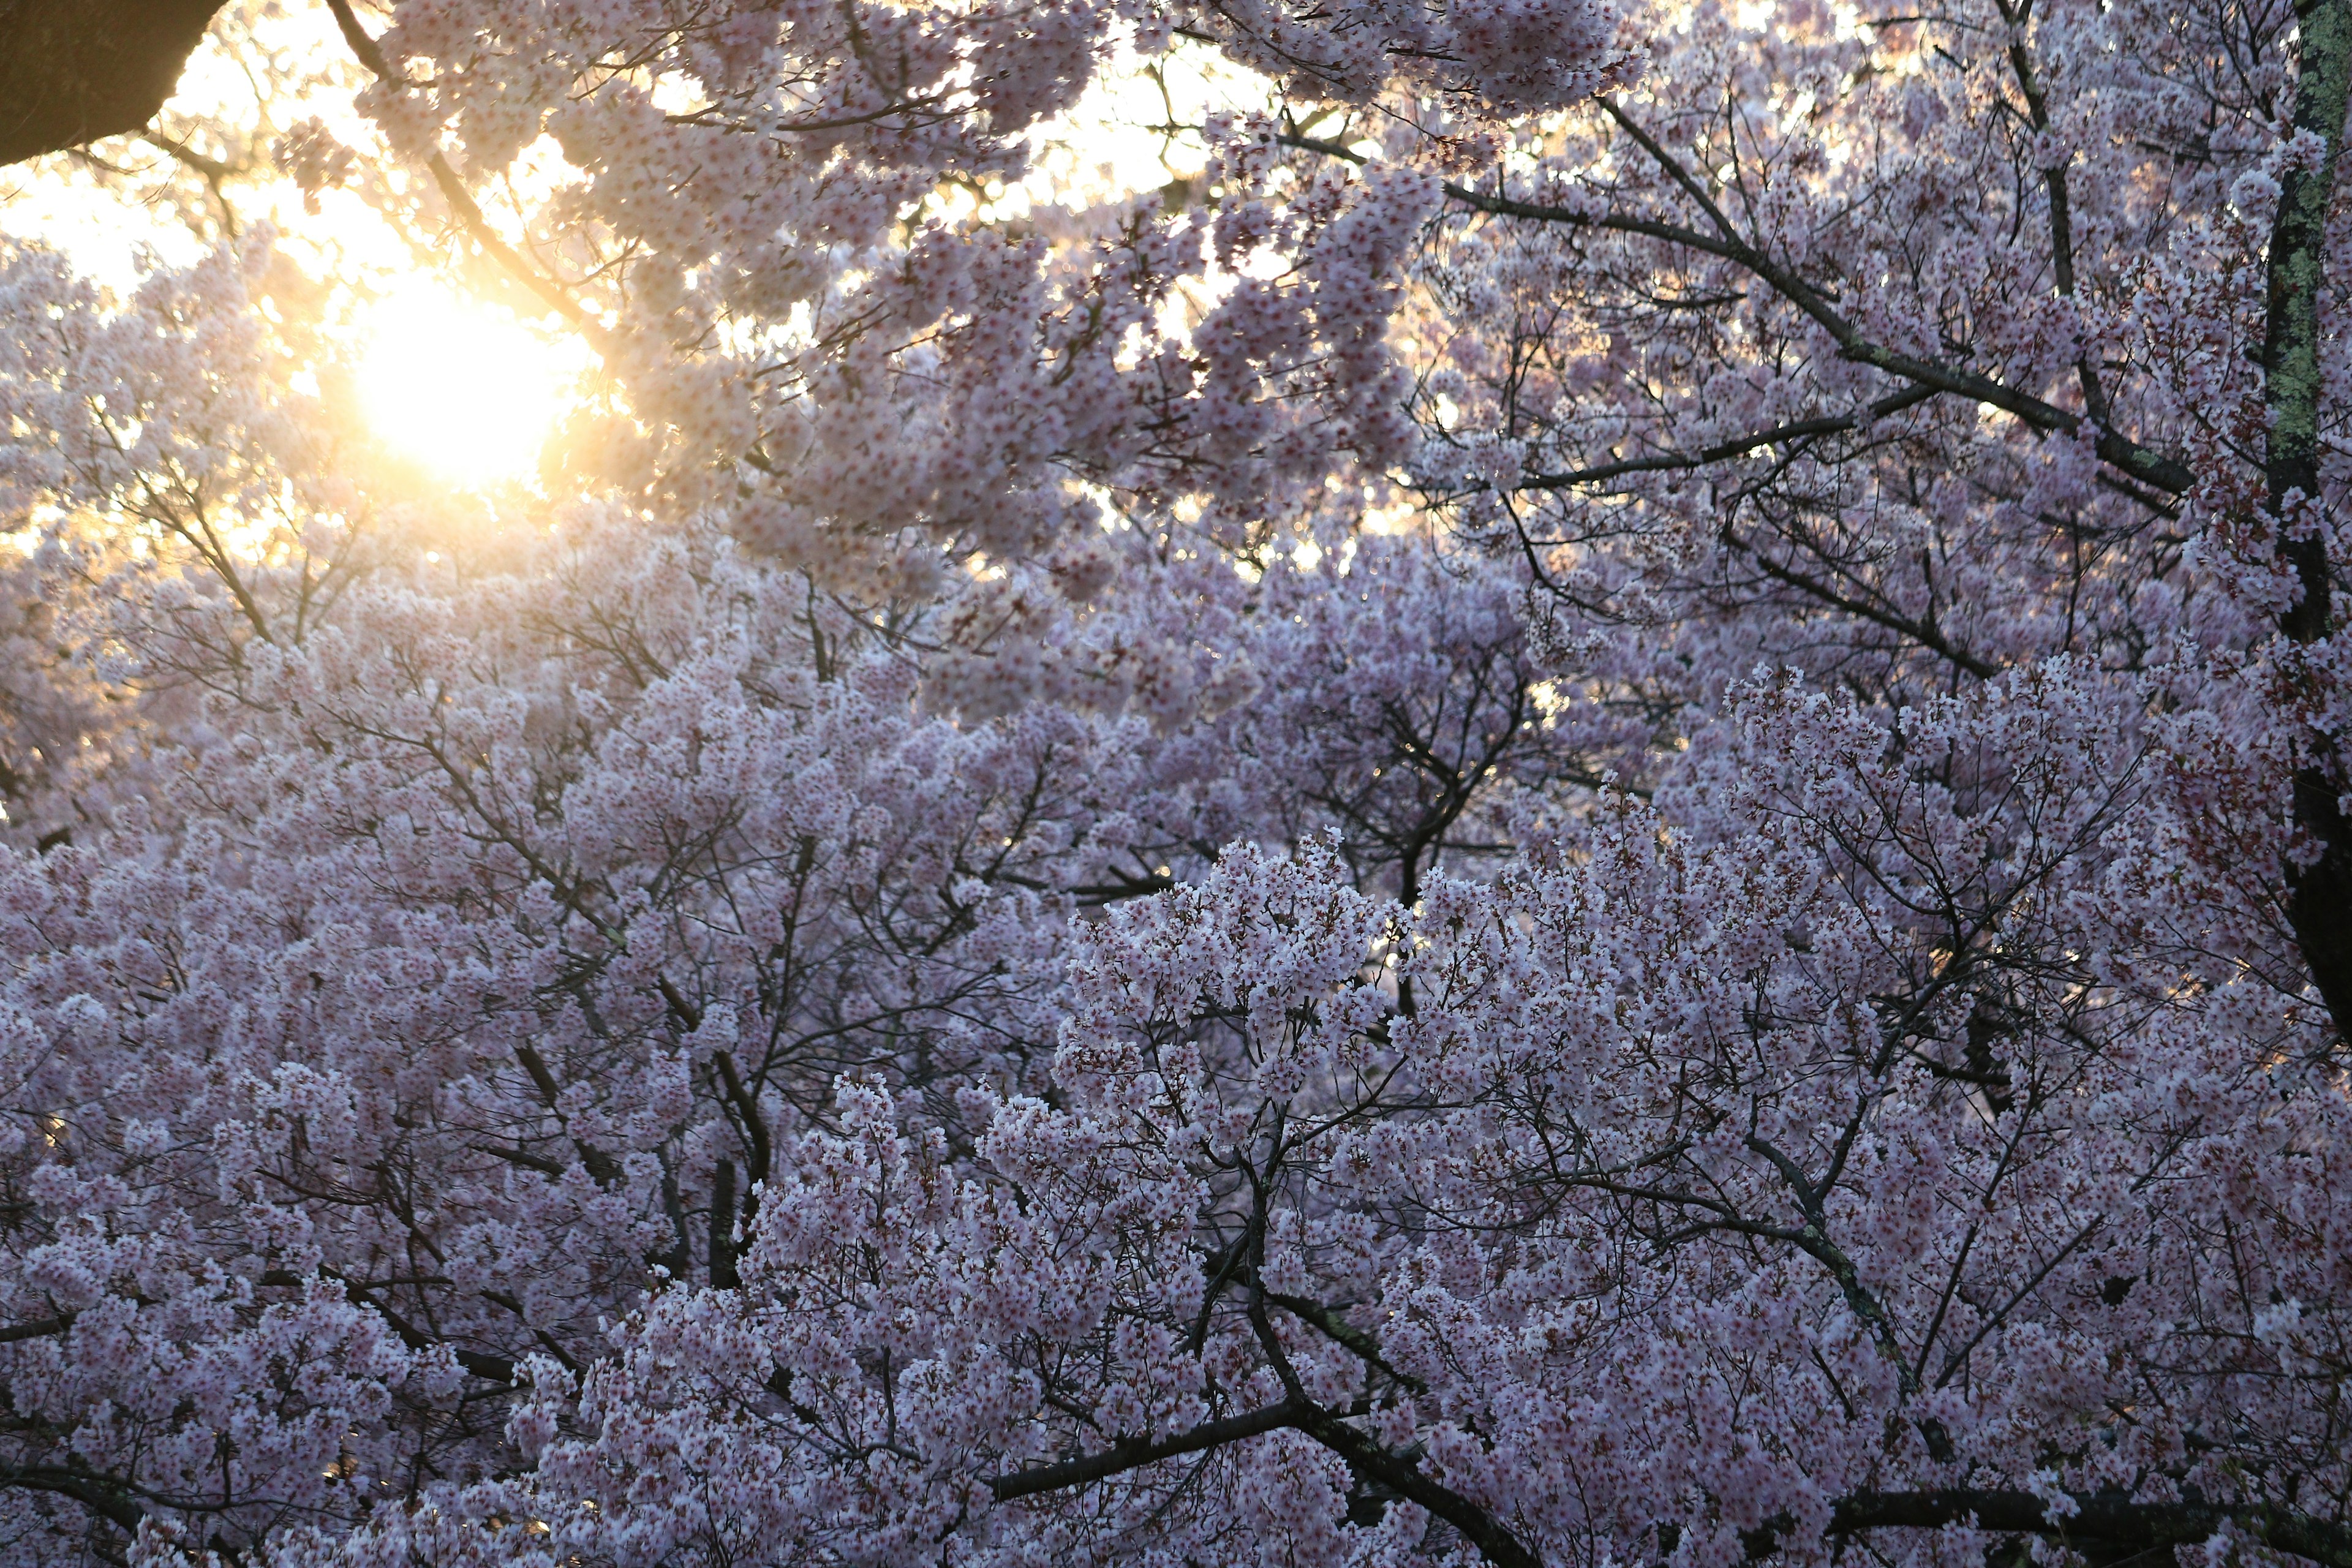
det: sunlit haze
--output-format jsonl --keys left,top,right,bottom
{"left": 358, "top": 287, "right": 587, "bottom": 486}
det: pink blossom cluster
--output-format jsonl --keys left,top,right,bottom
{"left": 0, "top": 0, "right": 2345, "bottom": 1559}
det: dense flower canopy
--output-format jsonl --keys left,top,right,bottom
{"left": 0, "top": 0, "right": 2346, "bottom": 1564}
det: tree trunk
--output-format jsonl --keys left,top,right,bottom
{"left": 0, "top": 0, "right": 228, "bottom": 166}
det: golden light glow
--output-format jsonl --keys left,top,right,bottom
{"left": 358, "top": 285, "right": 587, "bottom": 486}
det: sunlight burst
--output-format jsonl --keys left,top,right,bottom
{"left": 358, "top": 287, "right": 586, "bottom": 485}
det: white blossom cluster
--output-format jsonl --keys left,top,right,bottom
{"left": 0, "top": 0, "right": 2345, "bottom": 1562}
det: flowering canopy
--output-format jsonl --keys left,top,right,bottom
{"left": 0, "top": 0, "right": 2346, "bottom": 1564}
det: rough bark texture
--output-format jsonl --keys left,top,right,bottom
{"left": 2267, "top": 0, "right": 2352, "bottom": 1039}
{"left": 0, "top": 0, "right": 228, "bottom": 166}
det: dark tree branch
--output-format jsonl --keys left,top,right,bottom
{"left": 976, "top": 1396, "right": 2352, "bottom": 1568}
{"left": 1806, "top": 1488, "right": 2352, "bottom": 1567}
{"left": 2264, "top": 0, "right": 2352, "bottom": 1037}
{"left": 0, "top": 1464, "right": 147, "bottom": 1536}
{"left": 0, "top": 0, "right": 228, "bottom": 165}
{"left": 1284, "top": 129, "right": 2194, "bottom": 495}
{"left": 0, "top": 1314, "right": 73, "bottom": 1344}
{"left": 985, "top": 1398, "right": 1308, "bottom": 1501}
{"left": 1518, "top": 384, "right": 1942, "bottom": 491}
{"left": 1292, "top": 1406, "right": 1545, "bottom": 1568}
{"left": 323, "top": 0, "right": 613, "bottom": 345}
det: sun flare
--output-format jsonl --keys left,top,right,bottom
{"left": 358, "top": 286, "right": 586, "bottom": 486}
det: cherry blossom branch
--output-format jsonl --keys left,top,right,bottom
{"left": 1292, "top": 1404, "right": 1545, "bottom": 1568}
{"left": 323, "top": 0, "right": 612, "bottom": 349}
{"left": 993, "top": 1340, "right": 2352, "bottom": 1568}
{"left": 655, "top": 972, "right": 771, "bottom": 1271}
{"left": 0, "top": 1466, "right": 147, "bottom": 1537}
{"left": 1725, "top": 535, "right": 2000, "bottom": 678}
{"left": 982, "top": 1395, "right": 2352, "bottom": 1568}
{"left": 1990, "top": 0, "right": 2113, "bottom": 424}
{"left": 1588, "top": 98, "right": 2190, "bottom": 492}
{"left": 1261, "top": 1288, "right": 1430, "bottom": 1395}
{"left": 984, "top": 1398, "right": 1309, "bottom": 1500}
{"left": 1809, "top": 1488, "right": 2352, "bottom": 1566}
{"left": 987, "top": 1391, "right": 1545, "bottom": 1568}
{"left": 1514, "top": 383, "right": 1941, "bottom": 492}
{"left": 326, "top": 1275, "right": 518, "bottom": 1383}
{"left": 0, "top": 1314, "right": 73, "bottom": 1344}
{"left": 1280, "top": 130, "right": 2196, "bottom": 496}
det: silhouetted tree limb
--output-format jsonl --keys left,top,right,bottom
{"left": 2268, "top": 0, "right": 2352, "bottom": 1039}
{"left": 0, "top": 0, "right": 228, "bottom": 166}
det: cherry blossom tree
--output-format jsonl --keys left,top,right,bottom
{"left": 0, "top": 0, "right": 2345, "bottom": 1562}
